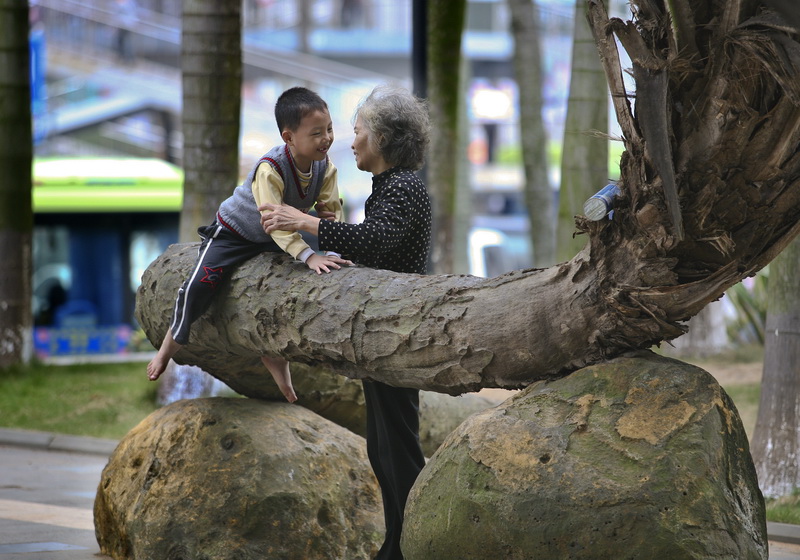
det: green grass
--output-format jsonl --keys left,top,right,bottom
{"left": 0, "top": 360, "right": 158, "bottom": 440}
{"left": 767, "top": 490, "right": 800, "bottom": 525}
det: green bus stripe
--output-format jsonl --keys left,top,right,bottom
{"left": 33, "top": 158, "right": 184, "bottom": 213}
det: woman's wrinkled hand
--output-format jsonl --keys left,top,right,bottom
{"left": 259, "top": 203, "right": 307, "bottom": 233}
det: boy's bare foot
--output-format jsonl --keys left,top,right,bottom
{"left": 147, "top": 331, "right": 182, "bottom": 381}
{"left": 146, "top": 355, "right": 170, "bottom": 381}
{"left": 261, "top": 355, "right": 298, "bottom": 403}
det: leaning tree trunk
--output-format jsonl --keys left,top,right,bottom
{"left": 139, "top": 0, "right": 800, "bottom": 397}
{"left": 0, "top": 1, "right": 34, "bottom": 367}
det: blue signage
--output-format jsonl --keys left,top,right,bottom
{"left": 30, "top": 24, "right": 47, "bottom": 144}
{"left": 34, "top": 325, "right": 134, "bottom": 358}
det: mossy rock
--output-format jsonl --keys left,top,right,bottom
{"left": 402, "top": 351, "right": 767, "bottom": 560}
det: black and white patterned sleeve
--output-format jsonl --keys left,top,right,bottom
{"left": 318, "top": 181, "right": 413, "bottom": 259}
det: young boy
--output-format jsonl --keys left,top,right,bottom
{"left": 146, "top": 87, "right": 350, "bottom": 403}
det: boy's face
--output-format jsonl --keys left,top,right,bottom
{"left": 282, "top": 109, "right": 334, "bottom": 171}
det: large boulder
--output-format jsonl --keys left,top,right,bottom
{"left": 402, "top": 351, "right": 767, "bottom": 560}
{"left": 95, "top": 398, "right": 383, "bottom": 560}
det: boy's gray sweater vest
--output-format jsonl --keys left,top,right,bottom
{"left": 216, "top": 144, "right": 328, "bottom": 243}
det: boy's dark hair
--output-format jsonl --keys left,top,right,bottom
{"left": 275, "top": 87, "right": 329, "bottom": 133}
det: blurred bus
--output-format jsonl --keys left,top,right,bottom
{"left": 33, "top": 157, "right": 182, "bottom": 359}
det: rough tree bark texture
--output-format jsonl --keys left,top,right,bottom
{"left": 138, "top": 0, "right": 800, "bottom": 396}
{"left": 180, "top": 0, "right": 241, "bottom": 242}
{"left": 509, "top": 0, "right": 556, "bottom": 267}
{"left": 0, "top": 1, "right": 33, "bottom": 367}
{"left": 426, "top": 0, "right": 466, "bottom": 274}
{"left": 751, "top": 235, "right": 800, "bottom": 498}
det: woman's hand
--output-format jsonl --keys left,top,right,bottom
{"left": 259, "top": 203, "right": 320, "bottom": 235}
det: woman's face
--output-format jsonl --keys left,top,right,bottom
{"left": 352, "top": 116, "right": 389, "bottom": 175}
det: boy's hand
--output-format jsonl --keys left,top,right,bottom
{"left": 314, "top": 201, "right": 337, "bottom": 221}
{"left": 306, "top": 253, "right": 352, "bottom": 274}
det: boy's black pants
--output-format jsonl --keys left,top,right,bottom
{"left": 170, "top": 222, "right": 280, "bottom": 345}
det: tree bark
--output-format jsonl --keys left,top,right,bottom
{"left": 180, "top": 0, "right": 241, "bottom": 242}
{"left": 426, "top": 0, "right": 467, "bottom": 274}
{"left": 139, "top": 0, "right": 800, "bottom": 396}
{"left": 0, "top": 0, "right": 34, "bottom": 367}
{"left": 751, "top": 236, "right": 800, "bottom": 498}
{"left": 508, "top": 0, "right": 556, "bottom": 267}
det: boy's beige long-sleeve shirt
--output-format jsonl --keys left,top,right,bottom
{"left": 252, "top": 161, "right": 343, "bottom": 262}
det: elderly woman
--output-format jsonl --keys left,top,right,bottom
{"left": 260, "top": 84, "right": 431, "bottom": 560}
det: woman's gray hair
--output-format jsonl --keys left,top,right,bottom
{"left": 353, "top": 84, "right": 430, "bottom": 170}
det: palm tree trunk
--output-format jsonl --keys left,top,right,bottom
{"left": 180, "top": 0, "right": 242, "bottom": 242}
{"left": 751, "top": 236, "right": 800, "bottom": 498}
{"left": 557, "top": 0, "right": 609, "bottom": 263}
{"left": 426, "top": 0, "right": 467, "bottom": 274}
{"left": 508, "top": 0, "right": 555, "bottom": 267}
{"left": 0, "top": 0, "right": 34, "bottom": 367}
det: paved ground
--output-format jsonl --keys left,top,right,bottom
{"left": 0, "top": 431, "right": 115, "bottom": 560}
{"left": 1, "top": 428, "right": 800, "bottom": 559}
